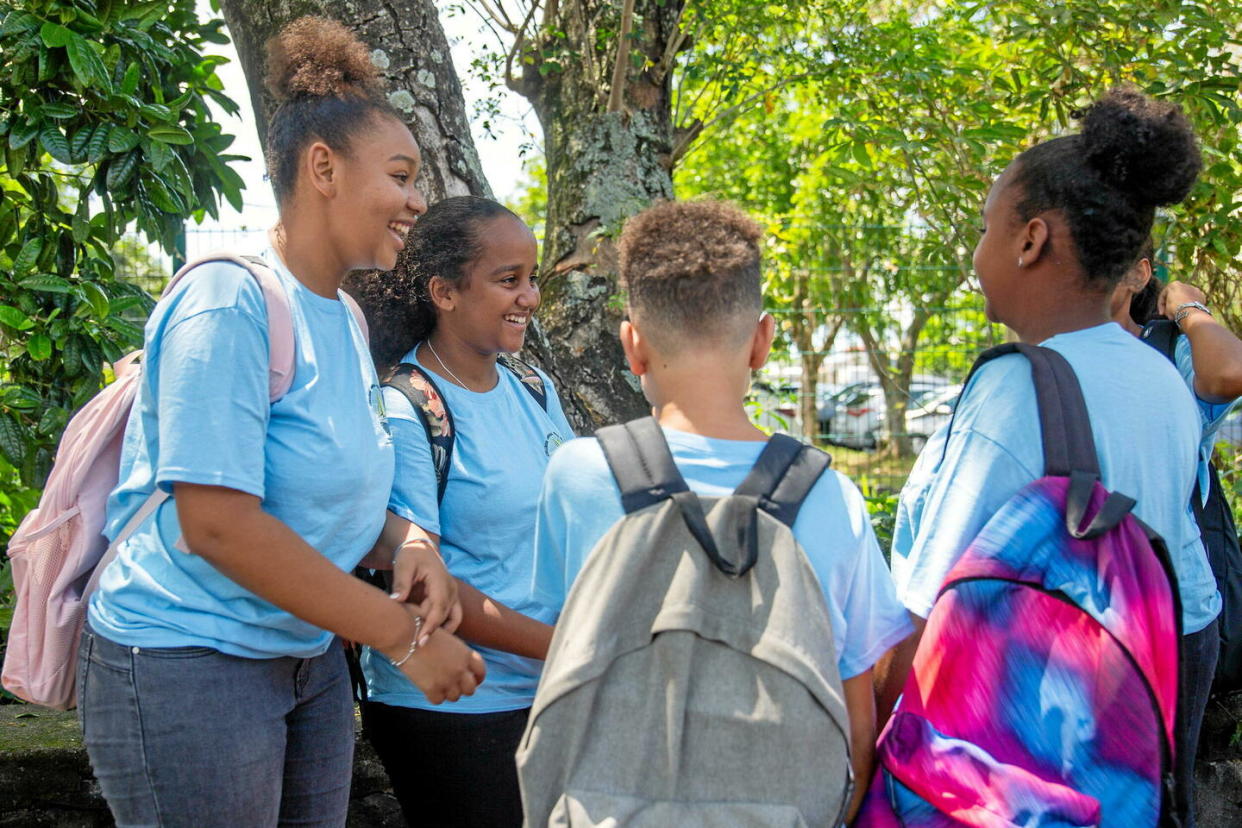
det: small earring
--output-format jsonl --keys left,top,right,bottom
{"left": 1017, "top": 256, "right": 1025, "bottom": 268}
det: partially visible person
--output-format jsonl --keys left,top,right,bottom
{"left": 79, "top": 18, "right": 484, "bottom": 828}
{"left": 529, "top": 200, "right": 913, "bottom": 823}
{"left": 348, "top": 196, "right": 574, "bottom": 828}
{"left": 881, "top": 87, "right": 1214, "bottom": 826}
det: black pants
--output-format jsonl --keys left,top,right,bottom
{"left": 362, "top": 701, "right": 530, "bottom": 828}
{"left": 1175, "top": 619, "right": 1220, "bottom": 828}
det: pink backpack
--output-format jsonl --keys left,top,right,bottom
{"left": 1, "top": 252, "right": 368, "bottom": 709}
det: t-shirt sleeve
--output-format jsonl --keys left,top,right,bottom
{"left": 827, "top": 476, "right": 915, "bottom": 679}
{"left": 154, "top": 306, "right": 270, "bottom": 497}
{"left": 529, "top": 438, "right": 622, "bottom": 620}
{"left": 891, "top": 428, "right": 1039, "bottom": 619}
{"left": 382, "top": 386, "right": 441, "bottom": 536}
{"left": 1175, "top": 336, "right": 1241, "bottom": 441}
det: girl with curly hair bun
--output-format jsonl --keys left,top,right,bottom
{"left": 347, "top": 195, "right": 574, "bottom": 827}
{"left": 78, "top": 17, "right": 483, "bottom": 827}
{"left": 882, "top": 87, "right": 1216, "bottom": 825}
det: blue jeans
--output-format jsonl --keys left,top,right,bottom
{"left": 77, "top": 625, "right": 355, "bottom": 827}
{"left": 1176, "top": 619, "right": 1220, "bottom": 828}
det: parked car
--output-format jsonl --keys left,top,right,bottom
{"left": 880, "top": 384, "right": 963, "bottom": 452}
{"left": 819, "top": 379, "right": 954, "bottom": 450}
{"left": 748, "top": 379, "right": 803, "bottom": 439}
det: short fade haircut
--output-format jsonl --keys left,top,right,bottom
{"left": 618, "top": 200, "right": 763, "bottom": 352}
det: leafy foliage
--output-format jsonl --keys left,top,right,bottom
{"left": 0, "top": 0, "right": 245, "bottom": 492}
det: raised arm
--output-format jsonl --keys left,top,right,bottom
{"left": 1160, "top": 281, "right": 1242, "bottom": 403}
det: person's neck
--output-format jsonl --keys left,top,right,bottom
{"left": 1009, "top": 278, "right": 1113, "bottom": 344}
{"left": 646, "top": 361, "right": 767, "bottom": 441}
{"left": 422, "top": 329, "right": 499, "bottom": 392}
{"left": 270, "top": 217, "right": 344, "bottom": 299}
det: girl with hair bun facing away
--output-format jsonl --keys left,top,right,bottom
{"left": 881, "top": 87, "right": 1216, "bottom": 826}
{"left": 78, "top": 18, "right": 484, "bottom": 827}
{"left": 347, "top": 196, "right": 573, "bottom": 827}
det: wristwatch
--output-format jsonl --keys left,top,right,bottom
{"left": 1173, "top": 301, "right": 1212, "bottom": 327}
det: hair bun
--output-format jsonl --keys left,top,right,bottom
{"left": 266, "top": 17, "right": 379, "bottom": 101}
{"left": 1080, "top": 86, "right": 1202, "bottom": 208}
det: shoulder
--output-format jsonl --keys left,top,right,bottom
{"left": 166, "top": 259, "right": 269, "bottom": 315}
{"left": 794, "top": 468, "right": 871, "bottom": 543}
{"left": 546, "top": 436, "right": 610, "bottom": 483}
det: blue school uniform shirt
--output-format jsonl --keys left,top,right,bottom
{"left": 1173, "top": 336, "right": 1242, "bottom": 504}
{"left": 529, "top": 427, "right": 914, "bottom": 680}
{"left": 361, "top": 348, "right": 574, "bottom": 713}
{"left": 89, "top": 250, "right": 394, "bottom": 659}
{"left": 892, "top": 323, "right": 1220, "bottom": 634}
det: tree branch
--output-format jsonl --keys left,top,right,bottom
{"left": 476, "top": 0, "right": 520, "bottom": 34}
{"left": 606, "top": 0, "right": 637, "bottom": 113}
{"left": 671, "top": 73, "right": 811, "bottom": 167}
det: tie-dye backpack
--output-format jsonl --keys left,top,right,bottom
{"left": 858, "top": 343, "right": 1182, "bottom": 828}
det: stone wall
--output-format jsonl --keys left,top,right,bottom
{"left": 2, "top": 702, "right": 1239, "bottom": 825}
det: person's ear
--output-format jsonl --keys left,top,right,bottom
{"left": 304, "top": 141, "right": 337, "bottom": 198}
{"left": 1131, "top": 258, "right": 1153, "bottom": 292}
{"left": 748, "top": 312, "right": 776, "bottom": 371}
{"left": 428, "top": 276, "right": 456, "bottom": 313}
{"left": 619, "top": 318, "right": 648, "bottom": 376}
{"left": 1017, "top": 215, "right": 1052, "bottom": 267}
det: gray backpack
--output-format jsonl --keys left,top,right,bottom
{"left": 516, "top": 417, "right": 853, "bottom": 827}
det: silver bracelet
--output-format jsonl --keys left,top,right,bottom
{"left": 1173, "top": 301, "right": 1211, "bottom": 326}
{"left": 390, "top": 615, "right": 424, "bottom": 668}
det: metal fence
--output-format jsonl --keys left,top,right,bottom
{"left": 130, "top": 228, "right": 1005, "bottom": 496}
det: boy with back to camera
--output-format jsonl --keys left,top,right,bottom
{"left": 527, "top": 200, "right": 913, "bottom": 821}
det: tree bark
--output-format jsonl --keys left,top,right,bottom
{"left": 512, "top": 0, "right": 685, "bottom": 432}
{"left": 216, "top": 0, "right": 490, "bottom": 204}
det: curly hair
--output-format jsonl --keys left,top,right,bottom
{"left": 618, "top": 200, "right": 763, "bottom": 352}
{"left": 264, "top": 17, "right": 400, "bottom": 204}
{"left": 344, "top": 197, "right": 521, "bottom": 372}
{"left": 1010, "top": 86, "right": 1201, "bottom": 290}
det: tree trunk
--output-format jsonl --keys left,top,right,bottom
{"left": 512, "top": 1, "right": 685, "bottom": 432}
{"left": 216, "top": 0, "right": 490, "bottom": 203}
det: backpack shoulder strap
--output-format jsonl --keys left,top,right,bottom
{"left": 383, "top": 362, "right": 455, "bottom": 503}
{"left": 1140, "top": 318, "right": 1180, "bottom": 363}
{"left": 598, "top": 417, "right": 745, "bottom": 575}
{"left": 166, "top": 252, "right": 295, "bottom": 402}
{"left": 497, "top": 353, "right": 548, "bottom": 410}
{"left": 734, "top": 434, "right": 831, "bottom": 528}
{"left": 947, "top": 342, "right": 1134, "bottom": 539}
{"left": 339, "top": 289, "right": 370, "bottom": 345}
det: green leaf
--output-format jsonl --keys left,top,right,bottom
{"left": 0, "top": 416, "right": 26, "bottom": 466}
{"left": 12, "top": 237, "right": 44, "bottom": 275}
{"left": 78, "top": 282, "right": 110, "bottom": 319}
{"left": 105, "top": 151, "right": 139, "bottom": 190}
{"left": 85, "top": 124, "right": 109, "bottom": 161}
{"left": 146, "top": 139, "right": 174, "bottom": 171}
{"left": 140, "top": 103, "right": 172, "bottom": 123}
{"left": 37, "top": 102, "right": 78, "bottom": 120}
{"left": 147, "top": 125, "right": 194, "bottom": 146}
{"left": 0, "top": 305, "right": 35, "bottom": 331}
{"left": 25, "top": 334, "right": 52, "bottom": 361}
{"left": 8, "top": 121, "right": 39, "bottom": 149}
{"left": 69, "top": 125, "right": 95, "bottom": 160}
{"left": 39, "top": 22, "right": 74, "bottom": 48}
{"left": 105, "top": 316, "right": 144, "bottom": 343}
{"left": 107, "top": 126, "right": 140, "bottom": 153}
{"left": 66, "top": 33, "right": 111, "bottom": 92}
{"left": 39, "top": 126, "right": 72, "bottom": 163}
{"left": 121, "top": 61, "right": 141, "bottom": 96}
{"left": 18, "top": 274, "right": 72, "bottom": 294}
{"left": 144, "top": 174, "right": 183, "bottom": 213}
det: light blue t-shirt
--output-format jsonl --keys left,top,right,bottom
{"left": 1173, "top": 336, "right": 1242, "bottom": 504}
{"left": 89, "top": 250, "right": 394, "bottom": 659}
{"left": 892, "top": 323, "right": 1221, "bottom": 634}
{"left": 529, "top": 427, "right": 914, "bottom": 680}
{"left": 361, "top": 348, "right": 574, "bottom": 713}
